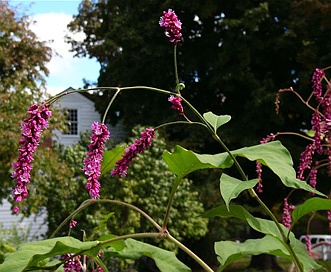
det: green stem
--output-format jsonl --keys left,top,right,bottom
{"left": 47, "top": 86, "right": 175, "bottom": 105}
{"left": 254, "top": 193, "right": 303, "bottom": 271}
{"left": 167, "top": 233, "right": 214, "bottom": 272}
{"left": 50, "top": 199, "right": 162, "bottom": 239}
{"left": 155, "top": 120, "right": 207, "bottom": 130}
{"left": 174, "top": 45, "right": 180, "bottom": 87}
{"left": 102, "top": 88, "right": 121, "bottom": 123}
{"left": 163, "top": 180, "right": 179, "bottom": 230}
{"left": 180, "top": 95, "right": 304, "bottom": 271}
{"left": 98, "top": 232, "right": 162, "bottom": 246}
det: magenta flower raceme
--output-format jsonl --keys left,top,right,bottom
{"left": 254, "top": 133, "right": 275, "bottom": 193}
{"left": 305, "top": 235, "right": 312, "bottom": 256}
{"left": 111, "top": 128, "right": 155, "bottom": 178}
{"left": 11, "top": 103, "right": 52, "bottom": 213}
{"left": 159, "top": 9, "right": 182, "bottom": 43}
{"left": 297, "top": 143, "right": 315, "bottom": 181}
{"left": 282, "top": 198, "right": 295, "bottom": 229}
{"left": 69, "top": 220, "right": 77, "bottom": 229}
{"left": 62, "top": 253, "right": 82, "bottom": 272}
{"left": 83, "top": 122, "right": 110, "bottom": 199}
{"left": 168, "top": 95, "right": 184, "bottom": 115}
{"left": 309, "top": 164, "right": 318, "bottom": 195}
{"left": 312, "top": 68, "right": 324, "bottom": 102}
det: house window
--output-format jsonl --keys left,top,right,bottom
{"left": 66, "top": 109, "right": 78, "bottom": 135}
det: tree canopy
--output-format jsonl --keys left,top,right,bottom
{"left": 67, "top": 0, "right": 331, "bottom": 148}
{"left": 0, "top": 2, "right": 68, "bottom": 210}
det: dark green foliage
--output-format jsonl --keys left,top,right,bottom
{"left": 67, "top": 0, "right": 331, "bottom": 149}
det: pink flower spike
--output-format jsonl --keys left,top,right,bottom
{"left": 282, "top": 198, "right": 295, "bottom": 229}
{"left": 11, "top": 103, "right": 51, "bottom": 211}
{"left": 13, "top": 206, "right": 19, "bottom": 214}
{"left": 168, "top": 95, "right": 184, "bottom": 115}
{"left": 111, "top": 128, "right": 155, "bottom": 178}
{"left": 62, "top": 253, "right": 82, "bottom": 272}
{"left": 69, "top": 220, "right": 77, "bottom": 229}
{"left": 83, "top": 122, "right": 110, "bottom": 199}
{"left": 312, "top": 68, "right": 324, "bottom": 102}
{"left": 159, "top": 9, "right": 182, "bottom": 43}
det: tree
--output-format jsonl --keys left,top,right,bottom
{"left": 66, "top": 0, "right": 331, "bottom": 269}
{"left": 0, "top": 2, "right": 69, "bottom": 215}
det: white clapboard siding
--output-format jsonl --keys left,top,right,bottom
{"left": 52, "top": 89, "right": 101, "bottom": 146}
{"left": 0, "top": 199, "right": 48, "bottom": 240}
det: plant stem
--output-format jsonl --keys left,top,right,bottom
{"left": 102, "top": 88, "right": 121, "bottom": 123}
{"left": 50, "top": 199, "right": 162, "bottom": 238}
{"left": 180, "top": 94, "right": 304, "bottom": 272}
{"left": 174, "top": 45, "right": 180, "bottom": 87}
{"left": 162, "top": 179, "right": 179, "bottom": 230}
{"left": 167, "top": 233, "right": 214, "bottom": 272}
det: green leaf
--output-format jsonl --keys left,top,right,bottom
{"left": 215, "top": 236, "right": 290, "bottom": 270}
{"left": 163, "top": 141, "right": 324, "bottom": 196}
{"left": 204, "top": 205, "right": 283, "bottom": 238}
{"left": 0, "top": 237, "right": 99, "bottom": 272}
{"left": 306, "top": 129, "right": 315, "bottom": 137}
{"left": 163, "top": 145, "right": 230, "bottom": 179}
{"left": 97, "top": 234, "right": 126, "bottom": 251}
{"left": 106, "top": 238, "right": 191, "bottom": 272}
{"left": 101, "top": 145, "right": 126, "bottom": 176}
{"left": 205, "top": 205, "right": 322, "bottom": 272}
{"left": 291, "top": 198, "right": 331, "bottom": 227}
{"left": 203, "top": 111, "right": 231, "bottom": 132}
{"left": 220, "top": 174, "right": 259, "bottom": 209}
{"left": 215, "top": 235, "right": 321, "bottom": 272}
{"left": 230, "top": 142, "right": 324, "bottom": 196}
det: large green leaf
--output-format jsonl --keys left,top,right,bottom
{"left": 220, "top": 174, "right": 259, "bottom": 209}
{"left": 105, "top": 238, "right": 191, "bottom": 272}
{"left": 215, "top": 235, "right": 322, "bottom": 272}
{"left": 215, "top": 236, "right": 290, "bottom": 270}
{"left": 230, "top": 142, "right": 324, "bottom": 196}
{"left": 291, "top": 198, "right": 331, "bottom": 227}
{"left": 163, "top": 141, "right": 324, "bottom": 196}
{"left": 205, "top": 205, "right": 322, "bottom": 272}
{"left": 204, "top": 205, "right": 283, "bottom": 238}
{"left": 163, "top": 145, "right": 230, "bottom": 179}
{"left": 101, "top": 145, "right": 126, "bottom": 176}
{"left": 203, "top": 111, "right": 231, "bottom": 132}
{"left": 0, "top": 237, "right": 99, "bottom": 272}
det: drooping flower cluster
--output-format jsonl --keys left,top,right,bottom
{"left": 111, "top": 128, "right": 155, "bottom": 178}
{"left": 168, "top": 95, "right": 184, "bottom": 115}
{"left": 11, "top": 103, "right": 52, "bottom": 213}
{"left": 282, "top": 198, "right": 295, "bottom": 229}
{"left": 62, "top": 253, "right": 104, "bottom": 272}
{"left": 83, "top": 122, "right": 110, "bottom": 199}
{"left": 312, "top": 68, "right": 324, "bottom": 102}
{"left": 297, "top": 68, "right": 331, "bottom": 181}
{"left": 305, "top": 235, "right": 312, "bottom": 256}
{"left": 255, "top": 133, "right": 276, "bottom": 193}
{"left": 62, "top": 253, "right": 82, "bottom": 272}
{"left": 159, "top": 9, "right": 182, "bottom": 43}
{"left": 69, "top": 220, "right": 77, "bottom": 229}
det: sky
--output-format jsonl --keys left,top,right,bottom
{"left": 10, "top": 0, "right": 100, "bottom": 96}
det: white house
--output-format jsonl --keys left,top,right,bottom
{"left": 52, "top": 87, "right": 101, "bottom": 146}
{"left": 0, "top": 88, "right": 107, "bottom": 241}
